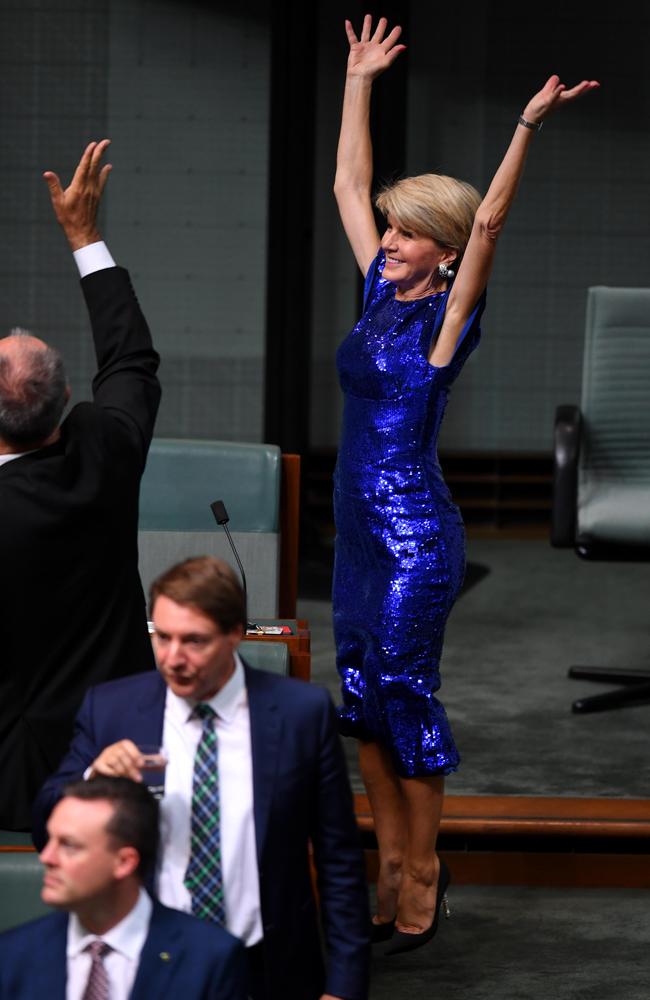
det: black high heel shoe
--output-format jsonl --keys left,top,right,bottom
{"left": 384, "top": 859, "right": 451, "bottom": 956}
{"left": 370, "top": 917, "right": 396, "bottom": 944}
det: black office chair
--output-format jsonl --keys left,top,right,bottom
{"left": 552, "top": 286, "right": 650, "bottom": 713}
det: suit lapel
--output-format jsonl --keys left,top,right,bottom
{"left": 130, "top": 902, "right": 183, "bottom": 999}
{"left": 133, "top": 672, "right": 167, "bottom": 745}
{"left": 245, "top": 664, "right": 283, "bottom": 860}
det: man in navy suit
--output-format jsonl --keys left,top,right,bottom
{"left": 1, "top": 776, "right": 245, "bottom": 998}
{"left": 33, "top": 557, "right": 370, "bottom": 1000}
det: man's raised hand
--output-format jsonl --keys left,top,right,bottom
{"left": 43, "top": 139, "right": 112, "bottom": 251}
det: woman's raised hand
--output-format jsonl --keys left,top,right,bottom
{"left": 522, "top": 74, "right": 600, "bottom": 124}
{"left": 345, "top": 14, "right": 406, "bottom": 80}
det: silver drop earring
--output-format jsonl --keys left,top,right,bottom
{"left": 438, "top": 263, "right": 455, "bottom": 279}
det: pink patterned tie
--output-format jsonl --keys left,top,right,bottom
{"left": 82, "top": 939, "right": 111, "bottom": 1000}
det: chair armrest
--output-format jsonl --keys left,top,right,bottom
{"left": 551, "top": 405, "right": 582, "bottom": 547}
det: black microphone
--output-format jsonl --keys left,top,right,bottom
{"left": 210, "top": 499, "right": 248, "bottom": 601}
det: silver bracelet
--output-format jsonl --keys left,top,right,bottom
{"left": 518, "top": 114, "right": 543, "bottom": 132}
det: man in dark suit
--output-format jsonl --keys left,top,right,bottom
{"left": 33, "top": 556, "right": 370, "bottom": 1000}
{"left": 0, "top": 140, "right": 160, "bottom": 829}
{"left": 0, "top": 776, "right": 245, "bottom": 998}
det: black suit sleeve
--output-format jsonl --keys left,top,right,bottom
{"left": 82, "top": 266, "right": 161, "bottom": 469}
{"left": 31, "top": 688, "right": 101, "bottom": 850}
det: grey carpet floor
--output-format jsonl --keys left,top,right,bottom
{"left": 299, "top": 539, "right": 650, "bottom": 798}
{"left": 367, "top": 885, "right": 649, "bottom": 1000}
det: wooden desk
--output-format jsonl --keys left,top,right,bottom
{"left": 244, "top": 619, "right": 310, "bottom": 681}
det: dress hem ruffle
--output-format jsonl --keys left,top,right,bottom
{"left": 337, "top": 708, "right": 460, "bottom": 778}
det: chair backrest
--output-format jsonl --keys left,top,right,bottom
{"left": 578, "top": 287, "right": 650, "bottom": 549}
{"left": 239, "top": 639, "right": 289, "bottom": 675}
{"left": 0, "top": 836, "right": 48, "bottom": 932}
{"left": 139, "top": 440, "right": 282, "bottom": 617}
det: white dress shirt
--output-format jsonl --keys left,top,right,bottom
{"left": 66, "top": 887, "right": 152, "bottom": 1000}
{"left": 157, "top": 652, "right": 263, "bottom": 945}
{"left": 72, "top": 240, "right": 116, "bottom": 278}
{"left": 0, "top": 240, "right": 116, "bottom": 469}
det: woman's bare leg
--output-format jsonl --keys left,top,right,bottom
{"left": 395, "top": 774, "right": 445, "bottom": 932}
{"left": 358, "top": 740, "right": 406, "bottom": 923}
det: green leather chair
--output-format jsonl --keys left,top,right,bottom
{"left": 552, "top": 286, "right": 650, "bottom": 711}
{"left": 0, "top": 833, "right": 48, "bottom": 932}
{"left": 239, "top": 639, "right": 289, "bottom": 675}
{"left": 139, "top": 439, "right": 282, "bottom": 618}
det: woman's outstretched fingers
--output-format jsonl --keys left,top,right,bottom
{"left": 560, "top": 79, "right": 600, "bottom": 102}
{"left": 344, "top": 19, "right": 358, "bottom": 46}
{"left": 383, "top": 24, "right": 404, "bottom": 53}
{"left": 524, "top": 74, "right": 599, "bottom": 122}
{"left": 345, "top": 15, "right": 405, "bottom": 78}
{"left": 371, "top": 16, "right": 387, "bottom": 43}
{"left": 360, "top": 12, "right": 372, "bottom": 42}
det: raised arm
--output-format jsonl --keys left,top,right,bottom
{"left": 334, "top": 15, "right": 406, "bottom": 276}
{"left": 43, "top": 139, "right": 112, "bottom": 251}
{"left": 44, "top": 141, "right": 160, "bottom": 461}
{"left": 431, "top": 74, "right": 600, "bottom": 366}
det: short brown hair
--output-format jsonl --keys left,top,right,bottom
{"left": 375, "top": 173, "right": 481, "bottom": 267}
{"left": 63, "top": 776, "right": 159, "bottom": 880}
{"left": 149, "top": 556, "right": 246, "bottom": 633}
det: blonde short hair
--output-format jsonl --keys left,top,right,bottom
{"left": 375, "top": 173, "right": 481, "bottom": 264}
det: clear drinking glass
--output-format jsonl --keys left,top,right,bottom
{"left": 137, "top": 744, "right": 168, "bottom": 799}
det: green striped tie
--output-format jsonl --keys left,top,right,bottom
{"left": 183, "top": 703, "right": 226, "bottom": 925}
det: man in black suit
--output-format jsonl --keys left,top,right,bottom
{"left": 33, "top": 556, "right": 370, "bottom": 1000}
{"left": 0, "top": 776, "right": 246, "bottom": 998}
{"left": 0, "top": 140, "right": 161, "bottom": 829}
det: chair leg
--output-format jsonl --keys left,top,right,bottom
{"left": 569, "top": 666, "right": 650, "bottom": 685}
{"left": 569, "top": 666, "right": 650, "bottom": 714}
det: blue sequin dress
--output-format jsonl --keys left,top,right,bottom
{"left": 333, "top": 250, "right": 486, "bottom": 777}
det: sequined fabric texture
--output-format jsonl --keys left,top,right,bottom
{"left": 333, "top": 251, "right": 486, "bottom": 777}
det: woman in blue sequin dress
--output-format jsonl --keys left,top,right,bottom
{"left": 333, "top": 15, "right": 598, "bottom": 952}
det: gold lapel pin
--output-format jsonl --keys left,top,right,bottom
{"left": 159, "top": 952, "right": 171, "bottom": 961}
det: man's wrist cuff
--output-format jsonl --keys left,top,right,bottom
{"left": 73, "top": 241, "right": 116, "bottom": 278}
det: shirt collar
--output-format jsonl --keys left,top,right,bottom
{"left": 0, "top": 449, "right": 39, "bottom": 467}
{"left": 67, "top": 887, "right": 153, "bottom": 959}
{"left": 166, "top": 651, "right": 246, "bottom": 726}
